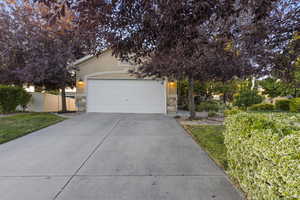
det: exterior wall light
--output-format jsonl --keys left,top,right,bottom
{"left": 168, "top": 81, "right": 176, "bottom": 87}
{"left": 77, "top": 78, "right": 85, "bottom": 87}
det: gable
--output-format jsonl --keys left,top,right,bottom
{"left": 76, "top": 50, "right": 136, "bottom": 79}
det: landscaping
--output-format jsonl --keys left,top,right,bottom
{"left": 225, "top": 112, "right": 300, "bottom": 199}
{"left": 186, "top": 111, "right": 300, "bottom": 200}
{"left": 186, "top": 125, "right": 228, "bottom": 170}
{"left": 0, "top": 113, "right": 65, "bottom": 144}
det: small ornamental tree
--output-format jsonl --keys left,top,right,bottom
{"left": 0, "top": 1, "right": 86, "bottom": 112}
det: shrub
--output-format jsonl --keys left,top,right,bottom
{"left": 275, "top": 99, "right": 291, "bottom": 111}
{"left": 0, "top": 85, "right": 31, "bottom": 113}
{"left": 197, "top": 101, "right": 221, "bottom": 112}
{"left": 208, "top": 111, "right": 218, "bottom": 117}
{"left": 289, "top": 98, "right": 300, "bottom": 112}
{"left": 224, "top": 112, "right": 300, "bottom": 199}
{"left": 233, "top": 89, "right": 264, "bottom": 109}
{"left": 19, "top": 90, "right": 32, "bottom": 111}
{"left": 248, "top": 103, "right": 274, "bottom": 111}
{"left": 224, "top": 107, "right": 242, "bottom": 116}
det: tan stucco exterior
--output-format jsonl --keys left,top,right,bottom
{"left": 75, "top": 50, "right": 177, "bottom": 113}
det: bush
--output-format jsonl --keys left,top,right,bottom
{"left": 248, "top": 103, "right": 274, "bottom": 111}
{"left": 196, "top": 101, "right": 223, "bottom": 112}
{"left": 275, "top": 99, "right": 291, "bottom": 111}
{"left": 208, "top": 111, "right": 218, "bottom": 117}
{"left": 224, "top": 107, "right": 242, "bottom": 116}
{"left": 0, "top": 85, "right": 31, "bottom": 113}
{"left": 224, "top": 112, "right": 300, "bottom": 199}
{"left": 289, "top": 98, "right": 300, "bottom": 112}
{"left": 233, "top": 89, "right": 264, "bottom": 109}
{"left": 19, "top": 90, "right": 32, "bottom": 111}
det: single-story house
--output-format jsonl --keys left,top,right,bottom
{"left": 75, "top": 50, "right": 177, "bottom": 114}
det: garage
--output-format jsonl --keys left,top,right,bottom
{"left": 86, "top": 79, "right": 167, "bottom": 113}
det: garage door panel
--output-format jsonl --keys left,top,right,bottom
{"left": 87, "top": 80, "right": 166, "bottom": 113}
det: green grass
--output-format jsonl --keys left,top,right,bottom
{"left": 0, "top": 113, "right": 65, "bottom": 144}
{"left": 187, "top": 125, "right": 228, "bottom": 170}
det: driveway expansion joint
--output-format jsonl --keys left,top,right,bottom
{"left": 52, "top": 118, "right": 122, "bottom": 200}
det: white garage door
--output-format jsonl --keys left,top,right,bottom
{"left": 87, "top": 79, "right": 166, "bottom": 113}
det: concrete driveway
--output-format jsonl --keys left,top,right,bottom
{"left": 0, "top": 113, "right": 242, "bottom": 200}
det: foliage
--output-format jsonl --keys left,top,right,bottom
{"left": 271, "top": 38, "right": 300, "bottom": 98}
{"left": 19, "top": 89, "right": 32, "bottom": 111}
{"left": 233, "top": 89, "right": 264, "bottom": 109}
{"left": 289, "top": 98, "right": 300, "bottom": 112}
{"left": 178, "top": 80, "right": 213, "bottom": 107}
{"left": 0, "top": 85, "right": 31, "bottom": 113}
{"left": 0, "top": 1, "right": 86, "bottom": 112}
{"left": 211, "top": 80, "right": 239, "bottom": 103}
{"left": 224, "top": 112, "right": 300, "bottom": 199}
{"left": 0, "top": 113, "right": 65, "bottom": 144}
{"left": 248, "top": 103, "right": 274, "bottom": 111}
{"left": 197, "top": 101, "right": 220, "bottom": 112}
{"left": 224, "top": 107, "right": 242, "bottom": 117}
{"left": 36, "top": 0, "right": 295, "bottom": 119}
{"left": 275, "top": 99, "right": 291, "bottom": 111}
{"left": 187, "top": 125, "right": 227, "bottom": 169}
{"left": 208, "top": 111, "right": 218, "bottom": 118}
{"left": 259, "top": 77, "right": 293, "bottom": 98}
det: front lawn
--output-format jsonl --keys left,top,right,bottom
{"left": 0, "top": 113, "right": 65, "bottom": 144}
{"left": 186, "top": 125, "right": 228, "bottom": 170}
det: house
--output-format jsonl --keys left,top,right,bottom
{"left": 75, "top": 50, "right": 177, "bottom": 114}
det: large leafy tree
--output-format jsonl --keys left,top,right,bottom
{"left": 259, "top": 77, "right": 294, "bottom": 98}
{"left": 0, "top": 1, "right": 85, "bottom": 112}
{"left": 37, "top": 0, "right": 299, "bottom": 117}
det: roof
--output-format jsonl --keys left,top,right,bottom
{"left": 73, "top": 55, "right": 95, "bottom": 66}
{"left": 73, "top": 48, "right": 110, "bottom": 66}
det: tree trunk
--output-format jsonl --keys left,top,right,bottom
{"left": 61, "top": 87, "right": 67, "bottom": 113}
{"left": 223, "top": 92, "right": 226, "bottom": 104}
{"left": 188, "top": 76, "right": 196, "bottom": 119}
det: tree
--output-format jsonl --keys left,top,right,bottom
{"left": 37, "top": 0, "right": 299, "bottom": 117}
{"left": 271, "top": 40, "right": 300, "bottom": 97}
{"left": 211, "top": 80, "right": 239, "bottom": 104}
{"left": 233, "top": 82, "right": 264, "bottom": 109}
{"left": 259, "top": 77, "right": 293, "bottom": 98}
{"left": 0, "top": 1, "right": 86, "bottom": 112}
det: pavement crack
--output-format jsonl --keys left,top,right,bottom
{"left": 52, "top": 118, "right": 121, "bottom": 200}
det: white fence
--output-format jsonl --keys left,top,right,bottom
{"left": 26, "top": 92, "right": 77, "bottom": 112}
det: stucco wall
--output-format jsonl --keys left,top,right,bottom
{"left": 75, "top": 50, "right": 177, "bottom": 113}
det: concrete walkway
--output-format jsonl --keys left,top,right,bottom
{"left": 0, "top": 113, "right": 242, "bottom": 200}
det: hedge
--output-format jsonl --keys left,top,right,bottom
{"left": 196, "top": 101, "right": 220, "bottom": 112}
{"left": 224, "top": 112, "right": 300, "bottom": 199}
{"left": 248, "top": 103, "right": 274, "bottom": 111}
{"left": 290, "top": 98, "right": 300, "bottom": 112}
{"left": 224, "top": 107, "right": 242, "bottom": 116}
{"left": 275, "top": 99, "right": 291, "bottom": 111}
{"left": 0, "top": 85, "right": 31, "bottom": 113}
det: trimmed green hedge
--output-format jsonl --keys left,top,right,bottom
{"left": 290, "top": 98, "right": 300, "bottom": 112}
{"left": 248, "top": 103, "right": 274, "bottom": 111}
{"left": 196, "top": 101, "right": 219, "bottom": 112}
{"left": 0, "top": 85, "right": 31, "bottom": 113}
{"left": 224, "top": 112, "right": 300, "bottom": 199}
{"left": 275, "top": 99, "right": 291, "bottom": 111}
